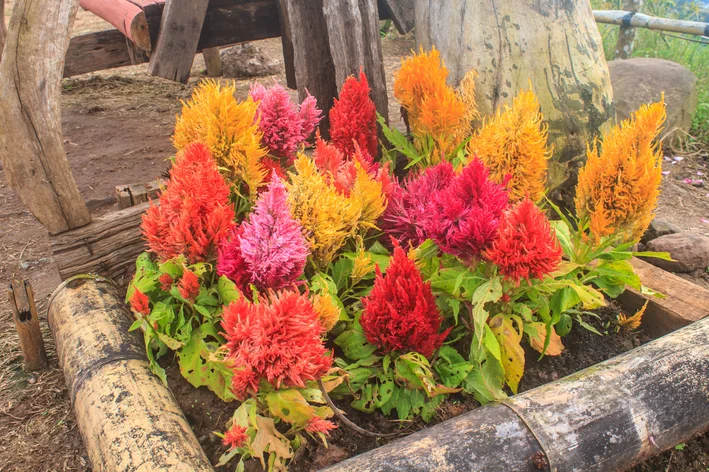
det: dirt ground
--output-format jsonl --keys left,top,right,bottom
{"left": 1, "top": 5, "right": 709, "bottom": 472}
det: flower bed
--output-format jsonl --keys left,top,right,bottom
{"left": 124, "top": 48, "right": 671, "bottom": 471}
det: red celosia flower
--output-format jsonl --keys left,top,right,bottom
{"left": 178, "top": 269, "right": 200, "bottom": 301}
{"left": 425, "top": 158, "right": 509, "bottom": 260}
{"left": 222, "top": 424, "right": 248, "bottom": 449}
{"left": 260, "top": 157, "right": 287, "bottom": 184}
{"left": 141, "top": 142, "right": 235, "bottom": 263}
{"left": 329, "top": 71, "right": 378, "bottom": 158}
{"left": 486, "top": 198, "right": 562, "bottom": 283}
{"left": 221, "top": 290, "right": 332, "bottom": 399}
{"left": 380, "top": 162, "right": 454, "bottom": 247}
{"left": 130, "top": 290, "right": 150, "bottom": 316}
{"left": 217, "top": 226, "right": 251, "bottom": 293}
{"left": 360, "top": 243, "right": 449, "bottom": 358}
{"left": 306, "top": 417, "right": 337, "bottom": 434}
{"left": 159, "top": 273, "right": 173, "bottom": 291}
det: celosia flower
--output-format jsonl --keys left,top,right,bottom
{"left": 380, "top": 162, "right": 455, "bottom": 247}
{"left": 222, "top": 424, "right": 248, "bottom": 449}
{"left": 178, "top": 269, "right": 200, "bottom": 301}
{"left": 312, "top": 293, "right": 341, "bottom": 331}
{"left": 172, "top": 80, "right": 267, "bottom": 196}
{"left": 306, "top": 417, "right": 337, "bottom": 434}
{"left": 329, "top": 71, "right": 378, "bottom": 158}
{"left": 159, "top": 274, "right": 173, "bottom": 291}
{"left": 130, "top": 290, "right": 150, "bottom": 316}
{"left": 239, "top": 175, "right": 309, "bottom": 291}
{"left": 457, "top": 69, "right": 480, "bottom": 132}
{"left": 360, "top": 243, "right": 449, "bottom": 357}
{"left": 575, "top": 100, "right": 666, "bottom": 243}
{"left": 486, "top": 199, "right": 562, "bottom": 283}
{"left": 468, "top": 89, "right": 551, "bottom": 202}
{"left": 221, "top": 290, "right": 332, "bottom": 399}
{"left": 351, "top": 250, "right": 375, "bottom": 283}
{"left": 260, "top": 157, "right": 287, "bottom": 184}
{"left": 425, "top": 158, "right": 509, "bottom": 260}
{"left": 416, "top": 84, "right": 467, "bottom": 159}
{"left": 249, "top": 82, "right": 322, "bottom": 162}
{"left": 217, "top": 226, "right": 251, "bottom": 293}
{"left": 349, "top": 159, "right": 387, "bottom": 231}
{"left": 142, "top": 142, "right": 235, "bottom": 263}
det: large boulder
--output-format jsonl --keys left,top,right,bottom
{"left": 643, "top": 232, "right": 709, "bottom": 273}
{"left": 608, "top": 58, "right": 698, "bottom": 144}
{"left": 220, "top": 43, "right": 281, "bottom": 78}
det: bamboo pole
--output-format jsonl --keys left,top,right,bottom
{"left": 594, "top": 10, "right": 709, "bottom": 37}
{"left": 8, "top": 279, "right": 48, "bottom": 371}
{"left": 47, "top": 278, "right": 214, "bottom": 471}
{"left": 614, "top": 0, "right": 643, "bottom": 59}
{"left": 325, "top": 317, "right": 709, "bottom": 472}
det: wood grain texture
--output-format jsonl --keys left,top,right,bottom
{"left": 378, "top": 0, "right": 414, "bottom": 34}
{"left": 64, "top": 29, "right": 140, "bottom": 77}
{"left": 148, "top": 0, "right": 209, "bottom": 83}
{"left": 0, "top": 0, "right": 5, "bottom": 64}
{"left": 275, "top": 0, "right": 296, "bottom": 89}
{"left": 202, "top": 47, "right": 222, "bottom": 77}
{"left": 8, "top": 280, "right": 48, "bottom": 371}
{"left": 79, "top": 0, "right": 152, "bottom": 50}
{"left": 0, "top": 0, "right": 91, "bottom": 235}
{"left": 616, "top": 257, "right": 709, "bottom": 337}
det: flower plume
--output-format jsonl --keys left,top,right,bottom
{"left": 329, "top": 71, "right": 378, "bottom": 159}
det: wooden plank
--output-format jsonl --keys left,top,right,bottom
{"left": 0, "top": 0, "right": 91, "bottom": 235}
{"left": 148, "top": 0, "right": 209, "bottom": 83}
{"left": 50, "top": 203, "right": 149, "bottom": 284}
{"left": 196, "top": 0, "right": 282, "bottom": 50}
{"left": 8, "top": 279, "right": 48, "bottom": 372}
{"left": 202, "top": 47, "right": 222, "bottom": 77}
{"left": 79, "top": 0, "right": 152, "bottom": 50}
{"left": 64, "top": 29, "right": 141, "bottom": 77}
{"left": 616, "top": 257, "right": 709, "bottom": 337}
{"left": 378, "top": 0, "right": 415, "bottom": 34}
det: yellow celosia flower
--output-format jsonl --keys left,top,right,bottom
{"left": 312, "top": 293, "right": 342, "bottom": 331}
{"left": 575, "top": 99, "right": 666, "bottom": 243}
{"left": 173, "top": 80, "right": 267, "bottom": 197}
{"left": 467, "top": 89, "right": 551, "bottom": 202}
{"left": 351, "top": 250, "right": 375, "bottom": 284}
{"left": 456, "top": 69, "right": 480, "bottom": 131}
{"left": 287, "top": 155, "right": 361, "bottom": 269}
{"left": 349, "top": 162, "right": 387, "bottom": 230}
{"left": 618, "top": 302, "right": 647, "bottom": 331}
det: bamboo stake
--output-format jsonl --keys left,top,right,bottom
{"left": 614, "top": 0, "right": 643, "bottom": 59}
{"left": 594, "top": 10, "right": 709, "bottom": 37}
{"left": 8, "top": 279, "right": 48, "bottom": 371}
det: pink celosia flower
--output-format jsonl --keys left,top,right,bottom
{"left": 239, "top": 175, "right": 309, "bottom": 291}
{"left": 159, "top": 273, "right": 173, "bottom": 292}
{"left": 221, "top": 290, "right": 332, "bottom": 399}
{"left": 380, "top": 162, "right": 455, "bottom": 247}
{"left": 178, "top": 269, "right": 200, "bottom": 301}
{"left": 306, "top": 417, "right": 337, "bottom": 434}
{"left": 250, "top": 82, "right": 322, "bottom": 162}
{"left": 486, "top": 198, "right": 562, "bottom": 283}
{"left": 222, "top": 424, "right": 248, "bottom": 449}
{"left": 130, "top": 290, "right": 150, "bottom": 316}
{"left": 217, "top": 226, "right": 251, "bottom": 293}
{"left": 329, "top": 71, "right": 378, "bottom": 158}
{"left": 425, "top": 158, "right": 509, "bottom": 260}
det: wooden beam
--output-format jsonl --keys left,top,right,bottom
{"left": 79, "top": 0, "right": 152, "bottom": 50}
{"left": 64, "top": 29, "right": 141, "bottom": 77}
{"left": 196, "top": 0, "right": 282, "bottom": 50}
{"left": 202, "top": 47, "right": 222, "bottom": 77}
{"left": 115, "top": 179, "right": 164, "bottom": 209}
{"left": 594, "top": 10, "right": 709, "bottom": 37}
{"left": 616, "top": 258, "right": 709, "bottom": 337}
{"left": 50, "top": 203, "right": 149, "bottom": 285}
{"left": 8, "top": 279, "right": 48, "bottom": 372}
{"left": 378, "top": 0, "right": 415, "bottom": 34}
{"left": 148, "top": 0, "right": 209, "bottom": 83}
{"left": 0, "top": 0, "right": 91, "bottom": 235}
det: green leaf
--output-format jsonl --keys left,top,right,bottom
{"left": 377, "top": 113, "right": 421, "bottom": 164}
{"left": 463, "top": 354, "right": 506, "bottom": 405}
{"left": 129, "top": 318, "right": 144, "bottom": 332}
{"left": 633, "top": 251, "right": 674, "bottom": 262}
{"left": 158, "top": 257, "right": 185, "bottom": 279}
{"left": 157, "top": 332, "right": 183, "bottom": 350}
{"left": 334, "top": 328, "right": 377, "bottom": 361}
{"left": 434, "top": 346, "right": 473, "bottom": 388}
{"left": 368, "top": 240, "right": 391, "bottom": 256}
{"left": 265, "top": 389, "right": 316, "bottom": 427}
{"left": 471, "top": 277, "right": 503, "bottom": 356}
{"left": 177, "top": 323, "right": 235, "bottom": 401}
{"left": 482, "top": 325, "right": 502, "bottom": 362}
{"left": 217, "top": 275, "right": 241, "bottom": 305}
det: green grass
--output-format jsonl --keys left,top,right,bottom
{"left": 592, "top": 0, "right": 709, "bottom": 147}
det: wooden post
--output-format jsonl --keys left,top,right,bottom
{"left": 378, "top": 0, "right": 415, "bottom": 34}
{"left": 614, "top": 0, "right": 643, "bottom": 59}
{"left": 8, "top": 280, "right": 48, "bottom": 371}
{"left": 202, "top": 47, "right": 222, "bottom": 77}
{"left": 275, "top": 1, "right": 297, "bottom": 89}
{"left": 125, "top": 36, "right": 149, "bottom": 65}
{"left": 148, "top": 0, "right": 209, "bottom": 83}
{"left": 0, "top": 0, "right": 91, "bottom": 235}
{"left": 0, "top": 0, "right": 6, "bottom": 63}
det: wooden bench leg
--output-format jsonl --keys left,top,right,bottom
{"left": 202, "top": 47, "right": 222, "bottom": 77}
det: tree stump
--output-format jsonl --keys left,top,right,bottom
{"left": 415, "top": 0, "right": 615, "bottom": 204}
{"left": 615, "top": 0, "right": 643, "bottom": 60}
{"left": 8, "top": 279, "right": 48, "bottom": 372}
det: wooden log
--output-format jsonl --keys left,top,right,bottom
{"left": 323, "top": 0, "right": 389, "bottom": 123}
{"left": 64, "top": 29, "right": 140, "bottom": 77}
{"left": 202, "top": 47, "right": 222, "bottom": 77}
{"left": 377, "top": 0, "right": 414, "bottom": 34}
{"left": 594, "top": 10, "right": 709, "bottom": 37}
{"left": 8, "top": 279, "right": 48, "bottom": 372}
{"left": 79, "top": 0, "right": 152, "bottom": 50}
{"left": 115, "top": 179, "right": 164, "bottom": 209}
{"left": 125, "top": 36, "right": 150, "bottom": 64}
{"left": 415, "top": 1, "right": 615, "bottom": 208}
{"left": 325, "top": 316, "right": 709, "bottom": 472}
{"left": 148, "top": 0, "right": 209, "bottom": 83}
{"left": 0, "top": 0, "right": 91, "bottom": 235}
{"left": 48, "top": 279, "right": 214, "bottom": 471}
{"left": 616, "top": 257, "right": 709, "bottom": 338}
{"left": 614, "top": 0, "right": 643, "bottom": 60}
{"left": 50, "top": 203, "right": 149, "bottom": 285}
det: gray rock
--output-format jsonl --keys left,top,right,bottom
{"left": 641, "top": 218, "right": 680, "bottom": 244}
{"left": 220, "top": 43, "right": 281, "bottom": 78}
{"left": 608, "top": 58, "right": 698, "bottom": 145}
{"left": 643, "top": 232, "right": 709, "bottom": 273}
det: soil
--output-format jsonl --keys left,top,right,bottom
{"left": 1, "top": 6, "right": 708, "bottom": 472}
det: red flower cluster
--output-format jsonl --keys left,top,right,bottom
{"left": 313, "top": 137, "right": 391, "bottom": 196}
{"left": 306, "top": 417, "right": 336, "bottom": 434}
{"left": 141, "top": 142, "right": 235, "bottom": 263}
{"left": 487, "top": 199, "right": 562, "bottom": 283}
{"left": 329, "top": 71, "right": 378, "bottom": 159}
{"left": 360, "top": 243, "right": 448, "bottom": 358}
{"left": 426, "top": 158, "right": 509, "bottom": 260}
{"left": 159, "top": 273, "right": 173, "bottom": 291}
{"left": 178, "top": 269, "right": 200, "bottom": 301}
{"left": 380, "top": 162, "right": 454, "bottom": 247}
{"left": 221, "top": 290, "right": 332, "bottom": 399}
{"left": 222, "top": 424, "right": 248, "bottom": 449}
{"left": 130, "top": 290, "right": 150, "bottom": 316}
{"left": 217, "top": 226, "right": 252, "bottom": 293}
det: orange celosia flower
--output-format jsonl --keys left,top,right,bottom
{"left": 574, "top": 99, "right": 666, "bottom": 243}
{"left": 130, "top": 290, "right": 150, "bottom": 316}
{"left": 394, "top": 47, "right": 449, "bottom": 130}
{"left": 467, "top": 89, "right": 551, "bottom": 202}
{"left": 312, "top": 293, "right": 341, "bottom": 331}
{"left": 416, "top": 86, "right": 467, "bottom": 158}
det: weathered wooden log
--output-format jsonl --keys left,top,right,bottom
{"left": 148, "top": 0, "right": 209, "bottom": 83}
{"left": 0, "top": 0, "right": 6, "bottom": 63}
{"left": 0, "top": 0, "right": 91, "bottom": 235}
{"left": 614, "top": 0, "right": 643, "bottom": 60}
{"left": 64, "top": 29, "right": 140, "bottom": 77}
{"left": 8, "top": 279, "right": 48, "bottom": 372}
{"left": 414, "top": 0, "right": 615, "bottom": 207}
{"left": 595, "top": 10, "right": 709, "bottom": 37}
{"left": 202, "top": 47, "right": 222, "bottom": 77}
{"left": 79, "top": 0, "right": 152, "bottom": 50}
{"left": 325, "top": 316, "right": 709, "bottom": 472}
{"left": 50, "top": 202, "right": 149, "bottom": 285}
{"left": 48, "top": 278, "right": 214, "bottom": 471}
{"left": 377, "top": 0, "right": 414, "bottom": 34}
{"left": 115, "top": 179, "right": 164, "bottom": 209}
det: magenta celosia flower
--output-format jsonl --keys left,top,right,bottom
{"left": 380, "top": 162, "right": 455, "bottom": 247}
{"left": 217, "top": 226, "right": 251, "bottom": 293}
{"left": 250, "top": 82, "right": 322, "bottom": 161}
{"left": 425, "top": 158, "right": 509, "bottom": 260}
